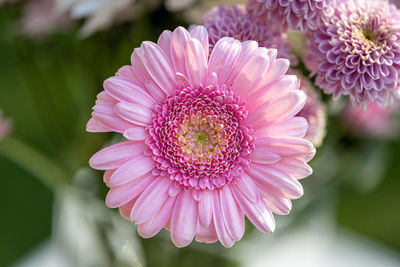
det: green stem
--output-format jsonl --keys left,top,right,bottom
{"left": 0, "top": 137, "right": 69, "bottom": 191}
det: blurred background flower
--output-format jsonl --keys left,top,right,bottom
{"left": 202, "top": 4, "right": 297, "bottom": 65}
{"left": 343, "top": 102, "right": 399, "bottom": 139}
{"left": 0, "top": 109, "right": 11, "bottom": 139}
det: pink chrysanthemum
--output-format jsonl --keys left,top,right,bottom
{"left": 202, "top": 4, "right": 297, "bottom": 65}
{"left": 87, "top": 26, "right": 315, "bottom": 248}
{"left": 246, "top": 0, "right": 334, "bottom": 33}
{"left": 0, "top": 109, "right": 11, "bottom": 140}
{"left": 305, "top": 0, "right": 400, "bottom": 107}
{"left": 344, "top": 102, "right": 399, "bottom": 138}
{"left": 295, "top": 74, "right": 327, "bottom": 147}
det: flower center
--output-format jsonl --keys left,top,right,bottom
{"left": 362, "top": 29, "right": 375, "bottom": 42}
{"left": 147, "top": 85, "right": 255, "bottom": 190}
{"left": 194, "top": 131, "right": 211, "bottom": 146}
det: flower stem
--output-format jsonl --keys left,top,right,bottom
{"left": 0, "top": 137, "right": 70, "bottom": 191}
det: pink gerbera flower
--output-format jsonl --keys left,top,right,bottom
{"left": 87, "top": 26, "right": 315, "bottom": 248}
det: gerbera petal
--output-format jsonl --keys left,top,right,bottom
{"left": 208, "top": 37, "right": 242, "bottom": 86}
{"left": 114, "top": 102, "right": 153, "bottom": 126}
{"left": 220, "top": 186, "right": 245, "bottom": 241}
{"left": 255, "top": 136, "right": 315, "bottom": 160}
{"left": 248, "top": 164, "right": 304, "bottom": 199}
{"left": 198, "top": 190, "right": 213, "bottom": 227}
{"left": 138, "top": 196, "right": 176, "bottom": 238}
{"left": 109, "top": 155, "right": 155, "bottom": 186}
{"left": 131, "top": 178, "right": 172, "bottom": 224}
{"left": 116, "top": 65, "right": 143, "bottom": 85}
{"left": 225, "top": 40, "right": 259, "bottom": 85}
{"left": 106, "top": 173, "right": 153, "bottom": 208}
{"left": 104, "top": 77, "right": 156, "bottom": 108}
{"left": 141, "top": 41, "right": 176, "bottom": 94}
{"left": 231, "top": 48, "right": 270, "bottom": 98}
{"left": 123, "top": 126, "right": 148, "bottom": 141}
{"left": 251, "top": 147, "right": 281, "bottom": 164}
{"left": 249, "top": 90, "right": 307, "bottom": 126}
{"left": 86, "top": 117, "right": 109, "bottom": 132}
{"left": 119, "top": 199, "right": 137, "bottom": 220}
{"left": 103, "top": 170, "right": 114, "bottom": 187}
{"left": 245, "top": 75, "right": 300, "bottom": 111}
{"left": 185, "top": 38, "right": 208, "bottom": 86}
{"left": 189, "top": 25, "right": 209, "bottom": 59}
{"left": 231, "top": 186, "right": 275, "bottom": 233}
{"left": 212, "top": 190, "right": 235, "bottom": 248}
{"left": 195, "top": 220, "right": 219, "bottom": 243}
{"left": 170, "top": 190, "right": 198, "bottom": 247}
{"left": 255, "top": 117, "right": 308, "bottom": 138}
{"left": 170, "top": 27, "right": 191, "bottom": 75}
{"left": 274, "top": 158, "right": 313, "bottom": 179}
{"left": 90, "top": 91, "right": 134, "bottom": 133}
{"left": 157, "top": 30, "right": 173, "bottom": 58}
{"left": 234, "top": 173, "right": 259, "bottom": 203}
{"left": 89, "top": 141, "right": 146, "bottom": 170}
{"left": 262, "top": 194, "right": 292, "bottom": 215}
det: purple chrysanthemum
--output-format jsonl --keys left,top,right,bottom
{"left": 202, "top": 5, "right": 297, "bottom": 65}
{"left": 246, "top": 0, "right": 334, "bottom": 33}
{"left": 305, "top": 0, "right": 400, "bottom": 107}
